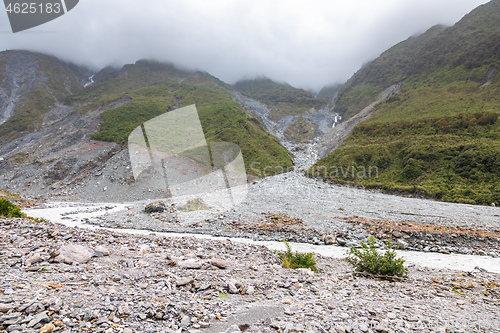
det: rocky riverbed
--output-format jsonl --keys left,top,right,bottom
{"left": 4, "top": 158, "right": 500, "bottom": 332}
{"left": 0, "top": 217, "right": 499, "bottom": 333}
{"left": 74, "top": 171, "right": 500, "bottom": 259}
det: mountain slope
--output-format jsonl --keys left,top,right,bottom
{"left": 70, "top": 62, "right": 293, "bottom": 177}
{"left": 0, "top": 54, "right": 294, "bottom": 202}
{"left": 333, "top": 24, "right": 446, "bottom": 120}
{"left": 316, "top": 83, "right": 343, "bottom": 103}
{"left": 233, "top": 77, "right": 336, "bottom": 143}
{"left": 0, "top": 50, "right": 90, "bottom": 142}
{"left": 310, "top": 0, "right": 500, "bottom": 206}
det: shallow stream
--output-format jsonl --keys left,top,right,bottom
{"left": 24, "top": 201, "right": 500, "bottom": 274}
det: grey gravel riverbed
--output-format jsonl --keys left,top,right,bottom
{"left": 76, "top": 172, "right": 500, "bottom": 258}
{"left": 231, "top": 172, "right": 500, "bottom": 230}
{"left": 9, "top": 168, "right": 500, "bottom": 332}
{"left": 0, "top": 217, "right": 499, "bottom": 333}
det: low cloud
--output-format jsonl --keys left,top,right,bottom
{"left": 0, "top": 0, "right": 489, "bottom": 91}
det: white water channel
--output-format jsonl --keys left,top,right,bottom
{"left": 24, "top": 202, "right": 500, "bottom": 274}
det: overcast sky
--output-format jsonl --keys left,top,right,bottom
{"left": 0, "top": 0, "right": 490, "bottom": 91}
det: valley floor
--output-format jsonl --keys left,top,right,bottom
{"left": 72, "top": 172, "right": 500, "bottom": 258}
{"left": 3, "top": 167, "right": 500, "bottom": 332}
{"left": 0, "top": 217, "right": 499, "bottom": 333}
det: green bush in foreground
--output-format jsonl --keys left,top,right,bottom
{"left": 0, "top": 198, "right": 23, "bottom": 218}
{"left": 277, "top": 241, "right": 318, "bottom": 272}
{"left": 345, "top": 236, "right": 408, "bottom": 281}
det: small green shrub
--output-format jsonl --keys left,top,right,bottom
{"left": 345, "top": 236, "right": 408, "bottom": 281}
{"left": 277, "top": 241, "right": 318, "bottom": 272}
{"left": 28, "top": 217, "right": 50, "bottom": 223}
{"left": 0, "top": 198, "right": 23, "bottom": 218}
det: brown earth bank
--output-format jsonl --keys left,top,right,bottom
{"left": 0, "top": 217, "right": 498, "bottom": 333}
{"left": 338, "top": 217, "right": 500, "bottom": 257}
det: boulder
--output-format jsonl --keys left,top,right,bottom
{"left": 144, "top": 201, "right": 165, "bottom": 213}
{"left": 177, "top": 277, "right": 194, "bottom": 287}
{"left": 324, "top": 235, "right": 336, "bottom": 245}
{"left": 392, "top": 230, "right": 403, "bottom": 238}
{"left": 396, "top": 239, "right": 409, "bottom": 250}
{"left": 94, "top": 245, "right": 110, "bottom": 257}
{"left": 54, "top": 244, "right": 94, "bottom": 264}
{"left": 211, "top": 259, "right": 227, "bottom": 269}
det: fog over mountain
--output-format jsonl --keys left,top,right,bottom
{"left": 0, "top": 0, "right": 489, "bottom": 91}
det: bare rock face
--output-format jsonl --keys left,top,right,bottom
{"left": 144, "top": 201, "right": 166, "bottom": 213}
{"left": 54, "top": 244, "right": 94, "bottom": 264}
{"left": 0, "top": 52, "right": 40, "bottom": 125}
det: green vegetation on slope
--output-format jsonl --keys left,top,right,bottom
{"left": 284, "top": 115, "right": 318, "bottom": 142}
{"left": 310, "top": 1, "right": 500, "bottom": 206}
{"left": 65, "top": 59, "right": 193, "bottom": 107}
{"left": 0, "top": 51, "right": 86, "bottom": 142}
{"left": 308, "top": 111, "right": 500, "bottom": 205}
{"left": 367, "top": 77, "right": 500, "bottom": 123}
{"left": 90, "top": 82, "right": 293, "bottom": 176}
{"left": 407, "top": 1, "right": 500, "bottom": 79}
{"left": 334, "top": 25, "right": 446, "bottom": 119}
{"left": 336, "top": 1, "right": 500, "bottom": 120}
{"left": 316, "top": 83, "right": 343, "bottom": 102}
{"left": 313, "top": 53, "right": 500, "bottom": 206}
{"left": 0, "top": 86, "right": 56, "bottom": 142}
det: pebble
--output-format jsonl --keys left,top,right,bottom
{"left": 228, "top": 279, "right": 239, "bottom": 294}
{"left": 246, "top": 285, "right": 255, "bottom": 295}
{"left": 211, "top": 258, "right": 228, "bottom": 269}
{"left": 40, "top": 324, "right": 55, "bottom": 333}
{"left": 178, "top": 259, "right": 203, "bottom": 269}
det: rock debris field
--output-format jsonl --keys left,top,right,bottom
{"left": 87, "top": 173, "right": 500, "bottom": 258}
{"left": 0, "top": 214, "right": 499, "bottom": 333}
{"left": 3, "top": 172, "right": 500, "bottom": 333}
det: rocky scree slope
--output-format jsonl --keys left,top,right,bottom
{"left": 233, "top": 77, "right": 340, "bottom": 144}
{"left": 0, "top": 50, "right": 91, "bottom": 140}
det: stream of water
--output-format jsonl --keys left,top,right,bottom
{"left": 23, "top": 202, "right": 500, "bottom": 274}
